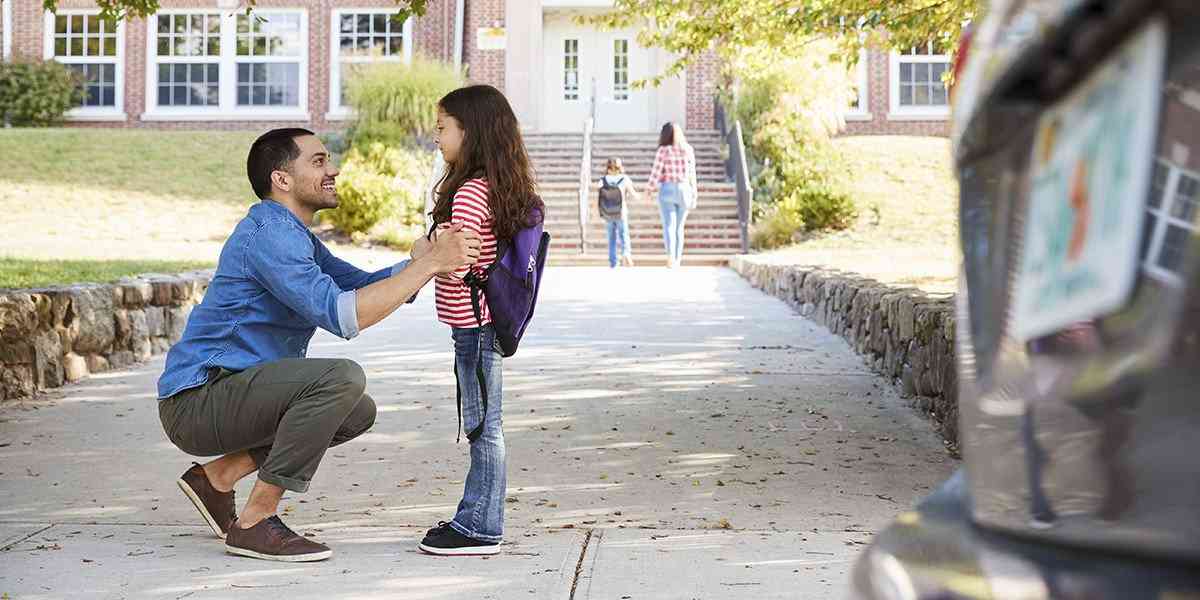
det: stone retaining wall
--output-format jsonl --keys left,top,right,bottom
{"left": 731, "top": 256, "right": 960, "bottom": 450}
{"left": 0, "top": 271, "right": 213, "bottom": 403}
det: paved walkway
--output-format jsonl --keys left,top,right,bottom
{"left": 0, "top": 267, "right": 955, "bottom": 599}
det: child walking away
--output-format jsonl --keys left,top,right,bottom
{"left": 598, "top": 157, "right": 640, "bottom": 268}
{"left": 419, "top": 84, "right": 549, "bottom": 556}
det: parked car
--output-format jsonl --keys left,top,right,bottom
{"left": 851, "top": 0, "right": 1200, "bottom": 597}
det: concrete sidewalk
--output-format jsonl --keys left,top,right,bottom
{"left": 0, "top": 267, "right": 956, "bottom": 599}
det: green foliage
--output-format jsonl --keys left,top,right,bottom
{"left": 584, "top": 0, "right": 977, "bottom": 87}
{"left": 0, "top": 61, "right": 84, "bottom": 127}
{"left": 722, "top": 41, "right": 858, "bottom": 247}
{"left": 42, "top": 0, "right": 429, "bottom": 25}
{"left": 323, "top": 143, "right": 434, "bottom": 236}
{"left": 345, "top": 58, "right": 464, "bottom": 148}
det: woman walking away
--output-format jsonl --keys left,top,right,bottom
{"left": 598, "top": 157, "right": 640, "bottom": 268}
{"left": 647, "top": 122, "right": 697, "bottom": 268}
{"left": 418, "top": 84, "right": 542, "bottom": 556}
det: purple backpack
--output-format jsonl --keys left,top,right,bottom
{"left": 461, "top": 203, "right": 550, "bottom": 357}
{"left": 456, "top": 203, "right": 549, "bottom": 442}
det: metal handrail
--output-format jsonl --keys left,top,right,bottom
{"left": 727, "top": 120, "right": 753, "bottom": 254}
{"left": 577, "top": 117, "right": 594, "bottom": 254}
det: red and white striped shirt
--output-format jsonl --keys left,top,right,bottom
{"left": 647, "top": 144, "right": 696, "bottom": 190}
{"left": 435, "top": 178, "right": 497, "bottom": 328}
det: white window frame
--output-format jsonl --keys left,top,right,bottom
{"left": 846, "top": 48, "right": 871, "bottom": 121}
{"left": 563, "top": 38, "right": 580, "bottom": 102}
{"left": 1143, "top": 158, "right": 1200, "bottom": 287}
{"left": 42, "top": 10, "right": 126, "bottom": 121}
{"left": 888, "top": 43, "right": 951, "bottom": 121}
{"left": 610, "top": 37, "right": 630, "bottom": 103}
{"left": 141, "top": 8, "right": 309, "bottom": 121}
{"left": 326, "top": 9, "right": 413, "bottom": 121}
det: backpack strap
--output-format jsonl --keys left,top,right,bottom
{"left": 459, "top": 268, "right": 492, "bottom": 444}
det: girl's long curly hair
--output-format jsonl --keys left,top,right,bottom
{"left": 431, "top": 85, "right": 543, "bottom": 240}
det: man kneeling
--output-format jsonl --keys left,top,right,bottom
{"left": 156, "top": 128, "right": 480, "bottom": 562}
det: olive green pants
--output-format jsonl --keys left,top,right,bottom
{"left": 158, "top": 358, "right": 376, "bottom": 493}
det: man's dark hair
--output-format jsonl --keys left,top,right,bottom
{"left": 246, "top": 128, "right": 315, "bottom": 199}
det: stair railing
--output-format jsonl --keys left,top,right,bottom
{"left": 727, "top": 120, "right": 753, "bottom": 254}
{"left": 577, "top": 117, "right": 594, "bottom": 254}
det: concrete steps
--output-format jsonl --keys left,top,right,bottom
{"left": 529, "top": 130, "right": 743, "bottom": 257}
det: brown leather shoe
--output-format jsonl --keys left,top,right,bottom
{"left": 225, "top": 516, "right": 332, "bottom": 562}
{"left": 176, "top": 463, "right": 235, "bottom": 539}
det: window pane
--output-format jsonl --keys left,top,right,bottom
{"left": 340, "top": 14, "right": 355, "bottom": 33}
{"left": 101, "top": 85, "right": 115, "bottom": 106}
{"left": 1150, "top": 162, "right": 1169, "bottom": 209}
{"left": 237, "top": 35, "right": 250, "bottom": 55}
{"left": 189, "top": 63, "right": 204, "bottom": 81}
{"left": 915, "top": 63, "right": 929, "bottom": 83}
{"left": 253, "top": 36, "right": 267, "bottom": 55}
{"left": 190, "top": 14, "right": 204, "bottom": 33}
{"left": 85, "top": 15, "right": 98, "bottom": 34}
{"left": 208, "top": 15, "right": 220, "bottom": 34}
{"left": 173, "top": 35, "right": 188, "bottom": 56}
{"left": 158, "top": 63, "right": 171, "bottom": 82}
{"left": 389, "top": 35, "right": 403, "bottom": 55}
{"left": 252, "top": 85, "right": 266, "bottom": 105}
{"left": 70, "top": 37, "right": 84, "bottom": 56}
{"left": 71, "top": 15, "right": 84, "bottom": 33}
{"left": 103, "top": 36, "right": 116, "bottom": 56}
{"left": 1157, "top": 224, "right": 1193, "bottom": 272}
{"left": 55, "top": 37, "right": 67, "bottom": 56}
{"left": 900, "top": 62, "right": 912, "bottom": 83}
{"left": 173, "top": 85, "right": 187, "bottom": 105}
{"left": 357, "top": 14, "right": 370, "bottom": 33}
{"left": 158, "top": 85, "right": 170, "bottom": 105}
{"left": 208, "top": 36, "right": 220, "bottom": 55}
{"left": 57, "top": 15, "right": 69, "bottom": 34}
{"left": 914, "top": 84, "right": 929, "bottom": 105}
{"left": 357, "top": 36, "right": 370, "bottom": 52}
{"left": 373, "top": 14, "right": 386, "bottom": 33}
{"left": 173, "top": 14, "right": 186, "bottom": 33}
{"left": 237, "top": 63, "right": 250, "bottom": 82}
{"left": 237, "top": 15, "right": 250, "bottom": 34}
{"left": 340, "top": 35, "right": 355, "bottom": 55}
{"left": 931, "top": 85, "right": 948, "bottom": 106}
{"left": 207, "top": 63, "right": 219, "bottom": 81}
{"left": 900, "top": 84, "right": 913, "bottom": 105}
{"left": 174, "top": 63, "right": 188, "bottom": 80}
{"left": 932, "top": 63, "right": 948, "bottom": 83}
{"left": 238, "top": 85, "right": 250, "bottom": 104}
{"left": 1170, "top": 174, "right": 1199, "bottom": 221}
{"left": 372, "top": 35, "right": 387, "bottom": 54}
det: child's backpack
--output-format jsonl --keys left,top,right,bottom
{"left": 457, "top": 203, "right": 550, "bottom": 442}
{"left": 597, "top": 176, "right": 625, "bottom": 220}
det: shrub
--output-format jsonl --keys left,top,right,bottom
{"left": 0, "top": 61, "right": 84, "bottom": 126}
{"left": 345, "top": 58, "right": 464, "bottom": 148}
{"left": 323, "top": 143, "right": 435, "bottom": 236}
{"left": 722, "top": 40, "right": 859, "bottom": 247}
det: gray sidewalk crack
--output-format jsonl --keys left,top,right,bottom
{"left": 0, "top": 523, "right": 54, "bottom": 552}
{"left": 568, "top": 528, "right": 597, "bottom": 600}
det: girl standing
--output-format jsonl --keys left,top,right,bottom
{"left": 418, "top": 84, "right": 542, "bottom": 556}
{"left": 599, "top": 157, "right": 640, "bottom": 268}
{"left": 647, "top": 122, "right": 698, "bottom": 268}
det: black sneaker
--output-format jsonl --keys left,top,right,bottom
{"left": 418, "top": 521, "right": 501, "bottom": 556}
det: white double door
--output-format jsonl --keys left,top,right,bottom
{"left": 542, "top": 15, "right": 652, "bottom": 133}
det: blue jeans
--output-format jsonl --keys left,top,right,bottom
{"left": 606, "top": 218, "right": 632, "bottom": 267}
{"left": 658, "top": 182, "right": 689, "bottom": 262}
{"left": 450, "top": 325, "right": 506, "bottom": 542}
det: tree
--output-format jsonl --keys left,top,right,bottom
{"left": 41, "top": 0, "right": 428, "bottom": 22}
{"left": 583, "top": 0, "right": 979, "bottom": 87}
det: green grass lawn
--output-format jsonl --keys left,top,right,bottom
{"left": 2, "top": 129, "right": 259, "bottom": 204}
{"left": 763, "top": 135, "right": 960, "bottom": 294}
{"left": 0, "top": 258, "right": 215, "bottom": 290}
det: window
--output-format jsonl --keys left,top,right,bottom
{"left": 143, "top": 10, "right": 308, "bottom": 119}
{"left": 847, "top": 48, "right": 870, "bottom": 119}
{"left": 889, "top": 41, "right": 951, "bottom": 119}
{"left": 43, "top": 11, "right": 124, "bottom": 117}
{"left": 613, "top": 39, "right": 629, "bottom": 101}
{"left": 564, "top": 39, "right": 579, "bottom": 101}
{"left": 154, "top": 14, "right": 220, "bottom": 107}
{"left": 328, "top": 10, "right": 412, "bottom": 117}
{"left": 1143, "top": 158, "right": 1200, "bottom": 285}
{"left": 236, "top": 13, "right": 301, "bottom": 107}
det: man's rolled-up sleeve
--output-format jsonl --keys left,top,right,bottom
{"left": 245, "top": 221, "right": 360, "bottom": 340}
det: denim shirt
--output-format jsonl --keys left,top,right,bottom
{"left": 157, "top": 200, "right": 408, "bottom": 399}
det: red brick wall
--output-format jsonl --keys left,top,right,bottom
{"left": 842, "top": 46, "right": 950, "bottom": 137}
{"left": 414, "top": 0, "right": 455, "bottom": 64}
{"left": 686, "top": 47, "right": 718, "bottom": 130}
{"left": 461, "top": 0, "right": 502, "bottom": 89}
